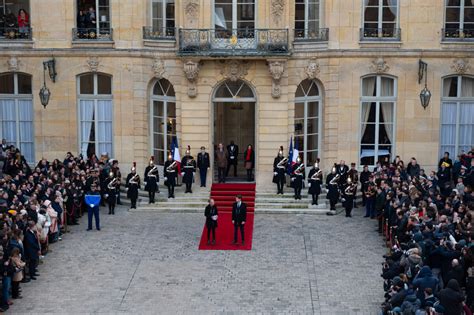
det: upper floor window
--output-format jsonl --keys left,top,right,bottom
{"left": 360, "top": 75, "right": 396, "bottom": 166}
{"left": 294, "top": 0, "right": 328, "bottom": 41}
{"left": 0, "top": 72, "right": 34, "bottom": 162}
{"left": 214, "top": 0, "right": 255, "bottom": 37}
{"left": 75, "top": 0, "right": 112, "bottom": 40}
{"left": 361, "top": 0, "right": 400, "bottom": 40}
{"left": 0, "top": 0, "right": 31, "bottom": 40}
{"left": 440, "top": 76, "right": 474, "bottom": 158}
{"left": 444, "top": 0, "right": 474, "bottom": 40}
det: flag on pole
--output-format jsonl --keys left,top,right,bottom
{"left": 171, "top": 136, "right": 181, "bottom": 174}
{"left": 287, "top": 137, "right": 293, "bottom": 175}
{"left": 292, "top": 136, "right": 299, "bottom": 165}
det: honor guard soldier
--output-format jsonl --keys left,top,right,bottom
{"left": 197, "top": 146, "right": 210, "bottom": 187}
{"left": 226, "top": 140, "right": 239, "bottom": 177}
{"left": 126, "top": 162, "right": 140, "bottom": 209}
{"left": 337, "top": 160, "right": 349, "bottom": 188}
{"left": 326, "top": 166, "right": 340, "bottom": 212}
{"left": 273, "top": 146, "right": 287, "bottom": 195}
{"left": 359, "top": 165, "right": 371, "bottom": 206}
{"left": 308, "top": 160, "right": 322, "bottom": 205}
{"left": 110, "top": 159, "right": 123, "bottom": 205}
{"left": 291, "top": 156, "right": 305, "bottom": 200}
{"left": 347, "top": 162, "right": 359, "bottom": 208}
{"left": 342, "top": 177, "right": 357, "bottom": 217}
{"left": 105, "top": 171, "right": 119, "bottom": 215}
{"left": 164, "top": 154, "right": 177, "bottom": 198}
{"left": 181, "top": 146, "right": 196, "bottom": 193}
{"left": 144, "top": 157, "right": 159, "bottom": 203}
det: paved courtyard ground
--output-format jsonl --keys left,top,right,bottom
{"left": 12, "top": 206, "right": 385, "bottom": 314}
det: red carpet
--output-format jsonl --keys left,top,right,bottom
{"left": 198, "top": 183, "right": 255, "bottom": 251}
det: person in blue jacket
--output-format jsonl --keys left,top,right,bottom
{"left": 85, "top": 184, "right": 101, "bottom": 231}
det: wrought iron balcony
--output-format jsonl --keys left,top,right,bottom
{"left": 360, "top": 28, "right": 401, "bottom": 41}
{"left": 442, "top": 28, "right": 474, "bottom": 41}
{"left": 178, "top": 28, "right": 289, "bottom": 57}
{"left": 72, "top": 28, "right": 113, "bottom": 41}
{"left": 294, "top": 28, "right": 329, "bottom": 42}
{"left": 143, "top": 26, "right": 176, "bottom": 40}
{"left": 0, "top": 26, "right": 32, "bottom": 40}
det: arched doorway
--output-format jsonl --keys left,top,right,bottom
{"left": 213, "top": 80, "right": 256, "bottom": 182}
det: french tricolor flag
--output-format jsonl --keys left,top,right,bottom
{"left": 171, "top": 136, "right": 181, "bottom": 174}
{"left": 287, "top": 136, "right": 299, "bottom": 174}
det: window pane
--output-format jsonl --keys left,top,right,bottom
{"left": 294, "top": 119, "right": 304, "bottom": 135}
{"left": 0, "top": 100, "right": 17, "bottom": 144}
{"left": 152, "top": 0, "right": 163, "bottom": 20}
{"left": 306, "top": 151, "right": 319, "bottom": 166}
{"left": 167, "top": 118, "right": 176, "bottom": 135}
{"left": 307, "top": 101, "right": 319, "bottom": 117}
{"left": 459, "top": 125, "right": 473, "bottom": 145}
{"left": 307, "top": 81, "right": 319, "bottom": 96}
{"left": 294, "top": 135, "right": 304, "bottom": 152}
{"left": 379, "top": 124, "right": 393, "bottom": 144}
{"left": 167, "top": 102, "right": 176, "bottom": 118}
{"left": 295, "top": 3, "right": 305, "bottom": 21}
{"left": 443, "top": 77, "right": 458, "bottom": 97}
{"left": 461, "top": 77, "right": 474, "bottom": 97}
{"left": 379, "top": 102, "right": 394, "bottom": 123}
{"left": 295, "top": 103, "right": 304, "bottom": 119}
{"left": 441, "top": 125, "right": 456, "bottom": 145}
{"left": 362, "top": 77, "right": 377, "bottom": 96}
{"left": 380, "top": 77, "right": 394, "bottom": 96}
{"left": 364, "top": 7, "right": 379, "bottom": 23}
{"left": 460, "top": 103, "right": 474, "bottom": 123}
{"left": 17, "top": 74, "right": 32, "bottom": 94}
{"left": 464, "top": 8, "right": 474, "bottom": 23}
{"left": 308, "top": 2, "right": 319, "bottom": 21}
{"left": 446, "top": 8, "right": 461, "bottom": 23}
{"left": 18, "top": 100, "right": 33, "bottom": 121}
{"left": 442, "top": 102, "right": 457, "bottom": 124}
{"left": 307, "top": 134, "right": 318, "bottom": 151}
{"left": 215, "top": 3, "right": 232, "bottom": 29}
{"left": 154, "top": 101, "right": 164, "bottom": 117}
{"left": 0, "top": 74, "right": 14, "bottom": 94}
{"left": 361, "top": 102, "right": 375, "bottom": 123}
{"left": 154, "top": 117, "right": 164, "bottom": 133}
{"left": 80, "top": 74, "right": 94, "bottom": 94}
{"left": 97, "top": 74, "right": 112, "bottom": 94}
{"left": 382, "top": 7, "right": 397, "bottom": 22}
{"left": 307, "top": 117, "right": 319, "bottom": 134}
{"left": 360, "top": 144, "right": 376, "bottom": 166}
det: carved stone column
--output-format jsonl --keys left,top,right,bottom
{"left": 267, "top": 60, "right": 286, "bottom": 98}
{"left": 183, "top": 60, "right": 201, "bottom": 97}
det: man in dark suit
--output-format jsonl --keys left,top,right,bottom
{"left": 226, "top": 140, "right": 239, "bottom": 177}
{"left": 232, "top": 194, "right": 247, "bottom": 245}
{"left": 24, "top": 221, "right": 40, "bottom": 280}
{"left": 197, "top": 146, "right": 210, "bottom": 187}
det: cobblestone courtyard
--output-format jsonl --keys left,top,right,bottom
{"left": 12, "top": 206, "right": 385, "bottom": 314}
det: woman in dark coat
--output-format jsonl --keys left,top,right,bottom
{"left": 308, "top": 162, "right": 322, "bottom": 205}
{"left": 437, "top": 279, "right": 465, "bottom": 315}
{"left": 243, "top": 144, "right": 255, "bottom": 182}
{"left": 204, "top": 199, "right": 218, "bottom": 245}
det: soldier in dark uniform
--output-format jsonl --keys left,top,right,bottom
{"left": 110, "top": 159, "right": 122, "bottom": 205}
{"left": 308, "top": 161, "right": 322, "bottom": 205}
{"left": 359, "top": 164, "right": 371, "bottom": 206}
{"left": 337, "top": 160, "right": 349, "bottom": 189}
{"left": 226, "top": 140, "right": 239, "bottom": 177}
{"left": 342, "top": 178, "right": 357, "bottom": 217}
{"left": 181, "top": 147, "right": 196, "bottom": 193}
{"left": 104, "top": 171, "right": 118, "bottom": 215}
{"left": 197, "top": 146, "right": 210, "bottom": 187}
{"left": 291, "top": 156, "right": 305, "bottom": 200}
{"left": 273, "top": 146, "right": 287, "bottom": 195}
{"left": 326, "top": 166, "right": 340, "bottom": 212}
{"left": 164, "top": 154, "right": 177, "bottom": 198}
{"left": 347, "top": 162, "right": 359, "bottom": 208}
{"left": 126, "top": 162, "right": 140, "bottom": 209}
{"left": 144, "top": 157, "right": 159, "bottom": 203}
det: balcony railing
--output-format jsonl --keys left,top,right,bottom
{"left": 178, "top": 28, "right": 289, "bottom": 57}
{"left": 360, "top": 28, "right": 401, "bottom": 41}
{"left": 442, "top": 28, "right": 474, "bottom": 41}
{"left": 0, "top": 26, "right": 32, "bottom": 40}
{"left": 143, "top": 26, "right": 176, "bottom": 40}
{"left": 294, "top": 28, "right": 329, "bottom": 42}
{"left": 72, "top": 28, "right": 113, "bottom": 41}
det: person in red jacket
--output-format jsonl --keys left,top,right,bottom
{"left": 17, "top": 9, "right": 29, "bottom": 38}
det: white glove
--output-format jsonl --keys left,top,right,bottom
{"left": 105, "top": 194, "right": 109, "bottom": 198}
{"left": 291, "top": 178, "right": 295, "bottom": 182}
{"left": 144, "top": 181, "right": 147, "bottom": 186}
{"left": 126, "top": 188, "right": 129, "bottom": 192}
{"left": 211, "top": 215, "right": 218, "bottom": 221}
{"left": 181, "top": 172, "right": 184, "bottom": 176}
{"left": 164, "top": 177, "right": 167, "bottom": 181}
{"left": 308, "top": 183, "right": 311, "bottom": 187}
{"left": 273, "top": 172, "right": 277, "bottom": 176}
{"left": 89, "top": 204, "right": 94, "bottom": 208}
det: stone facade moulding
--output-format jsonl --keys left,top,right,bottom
{"left": 6, "top": 56, "right": 20, "bottom": 72}
{"left": 184, "top": 0, "right": 199, "bottom": 27}
{"left": 305, "top": 59, "right": 320, "bottom": 80}
{"left": 271, "top": 0, "right": 285, "bottom": 27}
{"left": 86, "top": 56, "right": 100, "bottom": 72}
{"left": 152, "top": 56, "right": 166, "bottom": 79}
{"left": 219, "top": 60, "right": 250, "bottom": 82}
{"left": 370, "top": 57, "right": 390, "bottom": 74}
{"left": 267, "top": 59, "right": 286, "bottom": 98}
{"left": 451, "top": 58, "right": 470, "bottom": 75}
{"left": 183, "top": 59, "right": 201, "bottom": 97}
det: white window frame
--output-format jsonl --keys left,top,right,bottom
{"left": 294, "top": 80, "right": 323, "bottom": 173}
{"left": 0, "top": 73, "right": 34, "bottom": 162}
{"left": 440, "top": 75, "right": 474, "bottom": 158}
{"left": 362, "top": 0, "right": 400, "bottom": 32}
{"left": 359, "top": 75, "right": 397, "bottom": 167}
{"left": 213, "top": 0, "right": 256, "bottom": 30}
{"left": 76, "top": 0, "right": 110, "bottom": 33}
{"left": 150, "top": 0, "right": 174, "bottom": 31}
{"left": 444, "top": 0, "right": 474, "bottom": 33}
{"left": 150, "top": 80, "right": 176, "bottom": 165}
{"left": 295, "top": 0, "right": 322, "bottom": 37}
{"left": 77, "top": 73, "right": 113, "bottom": 158}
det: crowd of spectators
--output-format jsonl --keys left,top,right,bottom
{"left": 0, "top": 8, "right": 29, "bottom": 39}
{"left": 0, "top": 141, "right": 121, "bottom": 312}
{"left": 374, "top": 150, "right": 474, "bottom": 315}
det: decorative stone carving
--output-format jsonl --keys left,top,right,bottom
{"left": 271, "top": 0, "right": 285, "bottom": 26}
{"left": 7, "top": 56, "right": 19, "bottom": 72}
{"left": 152, "top": 57, "right": 165, "bottom": 79}
{"left": 267, "top": 60, "right": 286, "bottom": 98}
{"left": 451, "top": 58, "right": 470, "bottom": 75}
{"left": 370, "top": 57, "right": 389, "bottom": 74}
{"left": 183, "top": 60, "right": 201, "bottom": 97}
{"left": 305, "top": 59, "right": 320, "bottom": 80}
{"left": 185, "top": 0, "right": 199, "bottom": 26}
{"left": 86, "top": 56, "right": 100, "bottom": 72}
{"left": 220, "top": 60, "right": 249, "bottom": 82}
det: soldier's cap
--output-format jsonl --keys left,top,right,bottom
{"left": 351, "top": 163, "right": 356, "bottom": 166}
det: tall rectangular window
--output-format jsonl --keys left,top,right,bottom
{"left": 78, "top": 73, "right": 113, "bottom": 158}
{"left": 151, "top": 0, "right": 175, "bottom": 37}
{"left": 441, "top": 76, "right": 474, "bottom": 157}
{"left": 360, "top": 76, "right": 396, "bottom": 166}
{"left": 76, "top": 0, "right": 111, "bottom": 39}
{"left": 0, "top": 73, "right": 34, "bottom": 162}
{"left": 294, "top": 0, "right": 321, "bottom": 39}
{"left": 362, "top": 0, "right": 399, "bottom": 39}
{"left": 214, "top": 0, "right": 255, "bottom": 37}
{"left": 0, "top": 0, "right": 31, "bottom": 39}
{"left": 444, "top": 0, "right": 474, "bottom": 39}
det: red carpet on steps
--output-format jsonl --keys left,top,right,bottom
{"left": 198, "top": 183, "right": 255, "bottom": 251}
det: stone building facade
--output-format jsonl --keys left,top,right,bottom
{"left": 0, "top": 0, "right": 473, "bottom": 189}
